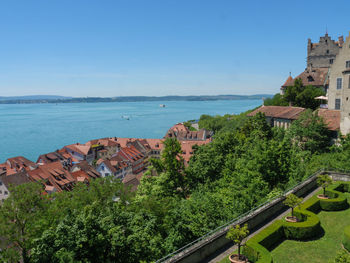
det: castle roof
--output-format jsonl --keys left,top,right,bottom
{"left": 282, "top": 76, "right": 294, "bottom": 87}
{"left": 282, "top": 67, "right": 329, "bottom": 88}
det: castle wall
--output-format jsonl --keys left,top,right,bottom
{"left": 307, "top": 34, "right": 342, "bottom": 68}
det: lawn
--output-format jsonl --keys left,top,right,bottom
{"left": 271, "top": 192, "right": 350, "bottom": 263}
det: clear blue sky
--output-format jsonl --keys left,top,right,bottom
{"left": 0, "top": 0, "right": 349, "bottom": 97}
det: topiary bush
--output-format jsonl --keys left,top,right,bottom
{"left": 243, "top": 182, "right": 350, "bottom": 263}
{"left": 319, "top": 186, "right": 348, "bottom": 211}
{"left": 343, "top": 225, "right": 350, "bottom": 252}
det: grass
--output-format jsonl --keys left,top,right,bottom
{"left": 271, "top": 192, "right": 350, "bottom": 263}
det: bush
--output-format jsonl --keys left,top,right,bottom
{"left": 343, "top": 225, "right": 350, "bottom": 252}
{"left": 284, "top": 209, "right": 321, "bottom": 240}
{"left": 319, "top": 186, "right": 348, "bottom": 211}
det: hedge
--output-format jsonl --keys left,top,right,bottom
{"left": 243, "top": 182, "right": 350, "bottom": 263}
{"left": 343, "top": 225, "right": 350, "bottom": 252}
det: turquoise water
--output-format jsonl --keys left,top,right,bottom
{"left": 0, "top": 100, "right": 261, "bottom": 162}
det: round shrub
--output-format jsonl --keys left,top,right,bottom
{"left": 320, "top": 189, "right": 348, "bottom": 211}
{"left": 283, "top": 209, "right": 322, "bottom": 240}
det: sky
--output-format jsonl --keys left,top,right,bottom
{"left": 0, "top": 0, "right": 349, "bottom": 97}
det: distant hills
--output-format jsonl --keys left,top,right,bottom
{"left": 0, "top": 94, "right": 272, "bottom": 104}
{"left": 0, "top": 95, "right": 72, "bottom": 101}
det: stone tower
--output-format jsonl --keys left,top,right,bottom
{"left": 307, "top": 33, "right": 343, "bottom": 68}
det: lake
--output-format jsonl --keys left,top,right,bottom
{"left": 0, "top": 99, "right": 262, "bottom": 162}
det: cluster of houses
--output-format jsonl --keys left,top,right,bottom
{"left": 0, "top": 123, "right": 212, "bottom": 200}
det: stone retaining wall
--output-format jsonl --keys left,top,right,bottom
{"left": 161, "top": 171, "right": 350, "bottom": 263}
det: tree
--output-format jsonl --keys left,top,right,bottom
{"left": 317, "top": 174, "right": 333, "bottom": 197}
{"left": 287, "top": 109, "right": 331, "bottom": 154}
{"left": 226, "top": 224, "right": 249, "bottom": 260}
{"left": 283, "top": 194, "right": 303, "bottom": 218}
{"left": 137, "top": 138, "right": 188, "bottom": 199}
{"left": 283, "top": 78, "right": 325, "bottom": 110}
{"left": 0, "top": 182, "right": 49, "bottom": 263}
{"left": 264, "top": 93, "right": 289, "bottom": 106}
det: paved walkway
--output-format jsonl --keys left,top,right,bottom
{"left": 204, "top": 187, "right": 321, "bottom": 263}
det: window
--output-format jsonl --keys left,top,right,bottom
{"left": 346, "top": 61, "right": 350, "bottom": 68}
{"left": 337, "top": 78, "right": 342, "bottom": 89}
{"left": 330, "top": 59, "right": 334, "bottom": 64}
{"left": 326, "top": 49, "right": 329, "bottom": 54}
{"left": 335, "top": 99, "right": 341, "bottom": 110}
{"left": 4, "top": 191, "right": 8, "bottom": 195}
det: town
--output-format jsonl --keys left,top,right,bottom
{"left": 0, "top": 122, "right": 212, "bottom": 200}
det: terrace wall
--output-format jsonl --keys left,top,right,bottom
{"left": 159, "top": 170, "right": 350, "bottom": 263}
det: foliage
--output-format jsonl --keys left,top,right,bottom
{"left": 264, "top": 78, "right": 325, "bottom": 110}
{"left": 263, "top": 93, "right": 288, "bottom": 107}
{"left": 332, "top": 250, "right": 350, "bottom": 263}
{"left": 226, "top": 224, "right": 249, "bottom": 258}
{"left": 137, "top": 138, "right": 188, "bottom": 200}
{"left": 283, "top": 194, "right": 303, "bottom": 217}
{"left": 284, "top": 78, "right": 325, "bottom": 110}
{"left": 317, "top": 174, "right": 333, "bottom": 196}
{"left": 286, "top": 109, "right": 331, "bottom": 154}
{"left": 0, "top": 182, "right": 49, "bottom": 263}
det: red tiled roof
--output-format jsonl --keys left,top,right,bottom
{"left": 317, "top": 109, "right": 340, "bottom": 131}
{"left": 65, "top": 144, "right": 91, "bottom": 156}
{"left": 282, "top": 68, "right": 329, "bottom": 88}
{"left": 247, "top": 106, "right": 306, "bottom": 120}
{"left": 282, "top": 75, "right": 294, "bottom": 87}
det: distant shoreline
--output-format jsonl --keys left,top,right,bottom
{"left": 0, "top": 94, "right": 272, "bottom": 104}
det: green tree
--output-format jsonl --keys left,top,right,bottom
{"left": 283, "top": 194, "right": 303, "bottom": 217}
{"left": 0, "top": 182, "right": 49, "bottom": 263}
{"left": 137, "top": 138, "right": 188, "bottom": 199}
{"left": 264, "top": 93, "right": 289, "bottom": 106}
{"left": 283, "top": 78, "right": 325, "bottom": 110}
{"left": 317, "top": 174, "right": 333, "bottom": 197}
{"left": 287, "top": 109, "right": 331, "bottom": 154}
{"left": 226, "top": 224, "right": 249, "bottom": 260}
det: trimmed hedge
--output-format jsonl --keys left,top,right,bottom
{"left": 243, "top": 182, "right": 350, "bottom": 263}
{"left": 343, "top": 225, "right": 350, "bottom": 252}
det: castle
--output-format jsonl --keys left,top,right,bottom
{"left": 281, "top": 33, "right": 343, "bottom": 96}
{"left": 282, "top": 31, "right": 350, "bottom": 135}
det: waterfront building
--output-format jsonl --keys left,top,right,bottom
{"left": 64, "top": 143, "right": 95, "bottom": 164}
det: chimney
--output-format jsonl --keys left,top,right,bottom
{"left": 338, "top": 36, "right": 344, "bottom": 47}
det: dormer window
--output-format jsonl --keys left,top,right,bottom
{"left": 307, "top": 76, "right": 314, "bottom": 82}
